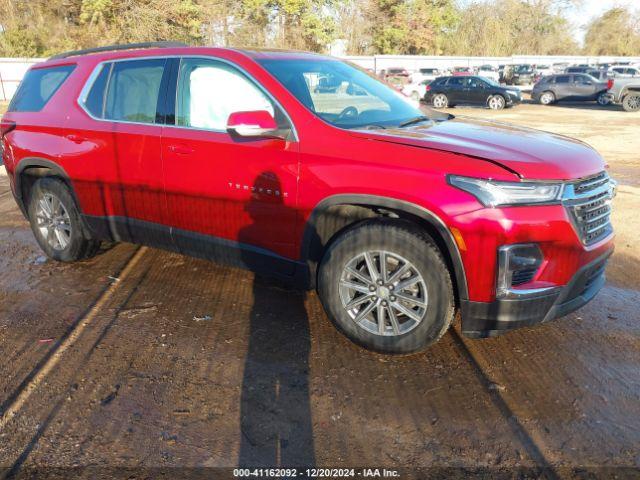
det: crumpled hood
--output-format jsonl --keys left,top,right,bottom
{"left": 351, "top": 116, "right": 605, "bottom": 180}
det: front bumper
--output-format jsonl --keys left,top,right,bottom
{"left": 506, "top": 94, "right": 522, "bottom": 105}
{"left": 460, "top": 249, "right": 612, "bottom": 338}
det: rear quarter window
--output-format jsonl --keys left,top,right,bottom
{"left": 83, "top": 64, "right": 112, "bottom": 118}
{"left": 9, "top": 65, "right": 75, "bottom": 112}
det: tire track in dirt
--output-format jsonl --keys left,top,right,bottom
{"left": 0, "top": 247, "right": 147, "bottom": 433}
{"left": 449, "top": 327, "right": 560, "bottom": 478}
{"left": 1, "top": 254, "right": 154, "bottom": 479}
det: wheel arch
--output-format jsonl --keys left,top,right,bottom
{"left": 486, "top": 92, "right": 506, "bottom": 106}
{"left": 300, "top": 194, "right": 469, "bottom": 304}
{"left": 14, "top": 158, "right": 77, "bottom": 217}
{"left": 540, "top": 89, "right": 556, "bottom": 102}
{"left": 622, "top": 86, "right": 640, "bottom": 98}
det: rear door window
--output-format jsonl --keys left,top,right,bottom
{"left": 9, "top": 65, "right": 75, "bottom": 112}
{"left": 103, "top": 59, "right": 166, "bottom": 124}
{"left": 447, "top": 77, "right": 464, "bottom": 86}
{"left": 555, "top": 76, "right": 570, "bottom": 84}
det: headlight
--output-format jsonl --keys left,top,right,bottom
{"left": 448, "top": 175, "right": 564, "bottom": 207}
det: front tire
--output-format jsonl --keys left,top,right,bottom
{"left": 432, "top": 93, "right": 449, "bottom": 109}
{"left": 318, "top": 220, "right": 455, "bottom": 354}
{"left": 488, "top": 95, "right": 506, "bottom": 110}
{"left": 28, "top": 177, "right": 100, "bottom": 262}
{"left": 622, "top": 93, "right": 640, "bottom": 112}
{"left": 539, "top": 91, "right": 555, "bottom": 105}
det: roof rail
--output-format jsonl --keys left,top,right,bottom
{"left": 48, "top": 41, "right": 189, "bottom": 61}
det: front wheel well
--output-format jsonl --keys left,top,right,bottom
{"left": 303, "top": 202, "right": 464, "bottom": 307}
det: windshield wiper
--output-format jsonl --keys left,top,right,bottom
{"left": 360, "top": 124, "right": 388, "bottom": 130}
{"left": 398, "top": 115, "right": 430, "bottom": 128}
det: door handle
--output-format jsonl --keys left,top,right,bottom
{"left": 168, "top": 144, "right": 194, "bottom": 155}
{"left": 65, "top": 134, "right": 87, "bottom": 143}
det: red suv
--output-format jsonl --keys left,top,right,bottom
{"left": 1, "top": 43, "right": 616, "bottom": 353}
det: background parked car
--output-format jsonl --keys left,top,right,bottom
{"left": 532, "top": 73, "right": 609, "bottom": 105}
{"left": 411, "top": 67, "right": 441, "bottom": 83}
{"left": 385, "top": 67, "right": 410, "bottom": 79}
{"left": 606, "top": 77, "right": 640, "bottom": 112}
{"left": 535, "top": 64, "right": 553, "bottom": 78}
{"left": 426, "top": 75, "right": 521, "bottom": 110}
{"left": 608, "top": 65, "right": 640, "bottom": 78}
{"left": 401, "top": 79, "right": 430, "bottom": 102}
{"left": 477, "top": 64, "right": 500, "bottom": 82}
{"left": 385, "top": 67, "right": 410, "bottom": 85}
{"left": 566, "top": 66, "right": 607, "bottom": 80}
{"left": 504, "top": 64, "right": 535, "bottom": 85}
{"left": 566, "top": 66, "right": 596, "bottom": 74}
{"left": 552, "top": 62, "right": 570, "bottom": 73}
{"left": 385, "top": 67, "right": 410, "bottom": 88}
{"left": 451, "top": 66, "right": 472, "bottom": 76}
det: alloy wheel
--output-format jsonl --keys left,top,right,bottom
{"left": 489, "top": 95, "right": 505, "bottom": 110}
{"left": 432, "top": 94, "right": 447, "bottom": 108}
{"left": 339, "top": 250, "right": 428, "bottom": 337}
{"left": 624, "top": 95, "right": 640, "bottom": 111}
{"left": 597, "top": 93, "right": 610, "bottom": 106}
{"left": 35, "top": 192, "right": 72, "bottom": 251}
{"left": 540, "top": 92, "right": 554, "bottom": 105}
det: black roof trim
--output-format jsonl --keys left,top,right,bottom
{"left": 48, "top": 42, "right": 189, "bottom": 61}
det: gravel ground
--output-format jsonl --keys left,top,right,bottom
{"left": 0, "top": 100, "right": 639, "bottom": 479}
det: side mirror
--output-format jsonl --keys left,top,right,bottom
{"left": 226, "top": 110, "right": 285, "bottom": 139}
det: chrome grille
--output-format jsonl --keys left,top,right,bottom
{"left": 563, "top": 172, "right": 616, "bottom": 246}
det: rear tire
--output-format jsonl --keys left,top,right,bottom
{"left": 432, "top": 93, "right": 449, "bottom": 109}
{"left": 27, "top": 177, "right": 100, "bottom": 262}
{"left": 318, "top": 219, "right": 455, "bottom": 354}
{"left": 622, "top": 93, "right": 640, "bottom": 112}
{"left": 597, "top": 92, "right": 611, "bottom": 106}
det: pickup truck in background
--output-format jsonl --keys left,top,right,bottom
{"left": 606, "top": 77, "right": 640, "bottom": 112}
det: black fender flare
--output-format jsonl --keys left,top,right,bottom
{"left": 300, "top": 194, "right": 469, "bottom": 302}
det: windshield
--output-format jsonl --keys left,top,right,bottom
{"left": 515, "top": 65, "right": 533, "bottom": 73}
{"left": 258, "top": 58, "right": 425, "bottom": 129}
{"left": 483, "top": 77, "right": 501, "bottom": 87}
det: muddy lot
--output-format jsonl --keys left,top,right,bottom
{"left": 0, "top": 101, "right": 639, "bottom": 478}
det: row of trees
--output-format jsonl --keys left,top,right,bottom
{"left": 0, "top": 0, "right": 639, "bottom": 57}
